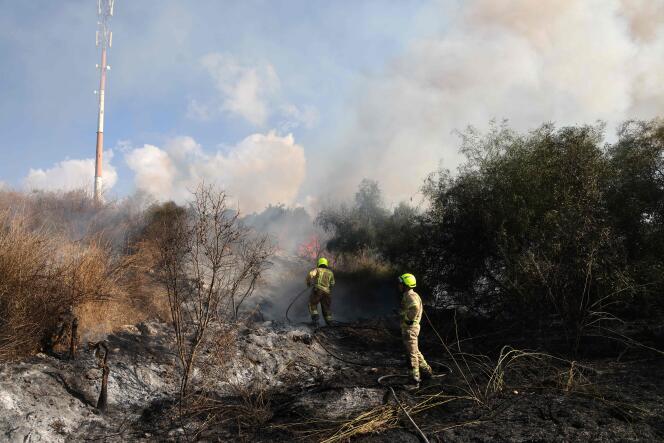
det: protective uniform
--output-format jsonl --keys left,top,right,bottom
{"left": 307, "top": 258, "right": 335, "bottom": 326}
{"left": 399, "top": 273, "right": 432, "bottom": 383}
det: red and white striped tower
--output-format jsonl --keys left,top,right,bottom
{"left": 94, "top": 0, "right": 114, "bottom": 203}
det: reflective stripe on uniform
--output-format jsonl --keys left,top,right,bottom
{"left": 311, "top": 268, "right": 334, "bottom": 293}
{"left": 316, "top": 268, "right": 333, "bottom": 288}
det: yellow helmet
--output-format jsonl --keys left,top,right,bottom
{"left": 317, "top": 257, "right": 329, "bottom": 267}
{"left": 398, "top": 273, "right": 416, "bottom": 288}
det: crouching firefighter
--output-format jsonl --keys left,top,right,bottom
{"left": 398, "top": 273, "right": 433, "bottom": 385}
{"left": 306, "top": 257, "right": 335, "bottom": 326}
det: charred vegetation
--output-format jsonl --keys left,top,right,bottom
{"left": 0, "top": 120, "right": 663, "bottom": 441}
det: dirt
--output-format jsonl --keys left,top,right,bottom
{"left": 0, "top": 318, "right": 662, "bottom": 442}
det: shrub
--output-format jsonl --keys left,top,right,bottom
{"left": 317, "top": 119, "right": 664, "bottom": 345}
{"left": 316, "top": 179, "right": 389, "bottom": 260}
{"left": 0, "top": 190, "right": 167, "bottom": 360}
{"left": 0, "top": 213, "right": 124, "bottom": 359}
{"left": 152, "top": 185, "right": 273, "bottom": 402}
{"left": 416, "top": 121, "right": 664, "bottom": 342}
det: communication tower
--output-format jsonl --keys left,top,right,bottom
{"left": 93, "top": 0, "right": 114, "bottom": 203}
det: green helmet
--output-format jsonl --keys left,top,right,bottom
{"left": 317, "top": 257, "right": 329, "bottom": 267}
{"left": 398, "top": 273, "right": 416, "bottom": 288}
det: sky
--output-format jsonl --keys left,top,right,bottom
{"left": 0, "top": 0, "right": 663, "bottom": 213}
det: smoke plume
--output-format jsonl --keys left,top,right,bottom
{"left": 23, "top": 151, "right": 118, "bottom": 193}
{"left": 125, "top": 132, "right": 306, "bottom": 213}
{"left": 198, "top": 53, "right": 280, "bottom": 126}
{"left": 312, "top": 0, "right": 664, "bottom": 203}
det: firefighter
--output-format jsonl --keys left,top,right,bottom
{"left": 398, "top": 273, "right": 432, "bottom": 385}
{"left": 306, "top": 257, "right": 335, "bottom": 326}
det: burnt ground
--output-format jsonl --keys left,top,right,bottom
{"left": 1, "top": 318, "right": 663, "bottom": 442}
{"left": 136, "top": 319, "right": 664, "bottom": 442}
{"left": 225, "top": 324, "right": 664, "bottom": 442}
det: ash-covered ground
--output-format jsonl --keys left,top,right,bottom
{"left": 1, "top": 314, "right": 662, "bottom": 442}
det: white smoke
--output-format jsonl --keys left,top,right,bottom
{"left": 125, "top": 132, "right": 306, "bottom": 212}
{"left": 190, "top": 52, "right": 319, "bottom": 132}
{"left": 279, "top": 104, "right": 320, "bottom": 131}
{"left": 23, "top": 150, "right": 118, "bottom": 193}
{"left": 124, "top": 145, "right": 176, "bottom": 198}
{"left": 313, "top": 0, "right": 664, "bottom": 202}
{"left": 197, "top": 53, "right": 280, "bottom": 126}
{"left": 619, "top": 0, "right": 664, "bottom": 42}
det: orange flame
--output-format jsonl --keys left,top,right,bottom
{"left": 297, "top": 235, "right": 322, "bottom": 260}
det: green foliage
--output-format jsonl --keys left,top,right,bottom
{"left": 605, "top": 120, "right": 664, "bottom": 313}
{"left": 378, "top": 202, "right": 422, "bottom": 266}
{"left": 417, "top": 120, "right": 664, "bottom": 336}
{"left": 318, "top": 119, "right": 664, "bottom": 341}
{"left": 316, "top": 179, "right": 390, "bottom": 257}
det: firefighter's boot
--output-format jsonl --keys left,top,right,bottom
{"left": 311, "top": 314, "right": 320, "bottom": 327}
{"left": 421, "top": 364, "right": 433, "bottom": 380}
{"left": 406, "top": 368, "right": 421, "bottom": 389}
{"left": 410, "top": 365, "right": 421, "bottom": 384}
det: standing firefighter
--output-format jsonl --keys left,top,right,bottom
{"left": 307, "top": 257, "right": 335, "bottom": 326}
{"left": 398, "top": 273, "right": 433, "bottom": 385}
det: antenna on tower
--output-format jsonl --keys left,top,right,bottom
{"left": 93, "top": 0, "right": 115, "bottom": 204}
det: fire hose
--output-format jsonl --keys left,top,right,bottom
{"left": 286, "top": 289, "right": 451, "bottom": 371}
{"left": 285, "top": 287, "right": 309, "bottom": 325}
{"left": 284, "top": 288, "right": 387, "bottom": 330}
{"left": 313, "top": 330, "right": 450, "bottom": 443}
{"left": 284, "top": 288, "right": 448, "bottom": 442}
{"left": 378, "top": 375, "right": 430, "bottom": 443}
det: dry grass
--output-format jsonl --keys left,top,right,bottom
{"left": 76, "top": 285, "right": 169, "bottom": 341}
{"left": 49, "top": 419, "right": 67, "bottom": 436}
{"left": 184, "top": 380, "right": 273, "bottom": 440}
{"left": 0, "top": 190, "right": 169, "bottom": 361}
{"left": 333, "top": 251, "right": 393, "bottom": 277}
{"left": 224, "top": 381, "right": 273, "bottom": 428}
{"left": 0, "top": 189, "right": 148, "bottom": 248}
{"left": 421, "top": 310, "right": 600, "bottom": 408}
{"left": 0, "top": 212, "right": 128, "bottom": 359}
{"left": 272, "top": 390, "right": 458, "bottom": 443}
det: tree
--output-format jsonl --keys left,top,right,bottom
{"left": 415, "top": 121, "right": 664, "bottom": 344}
{"left": 605, "top": 120, "right": 664, "bottom": 313}
{"left": 316, "top": 179, "right": 388, "bottom": 259}
{"left": 153, "top": 185, "right": 272, "bottom": 404}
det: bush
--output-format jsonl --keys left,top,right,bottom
{"left": 605, "top": 120, "right": 664, "bottom": 315}
{"left": 0, "top": 213, "right": 124, "bottom": 359}
{"left": 0, "top": 190, "right": 168, "bottom": 360}
{"left": 316, "top": 179, "right": 420, "bottom": 270}
{"left": 152, "top": 185, "right": 273, "bottom": 401}
{"left": 317, "top": 179, "right": 389, "bottom": 259}
{"left": 417, "top": 121, "right": 664, "bottom": 340}
{"left": 317, "top": 119, "right": 664, "bottom": 345}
